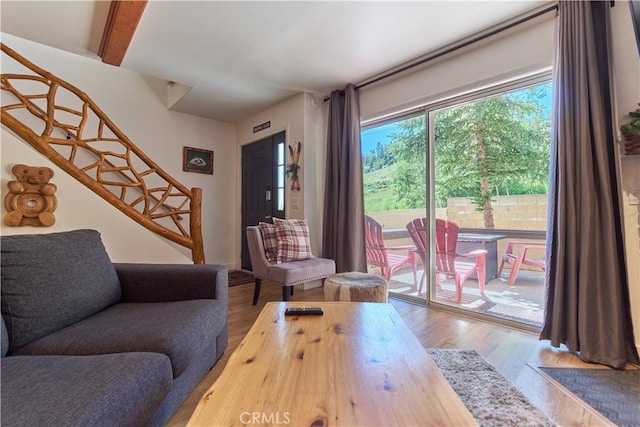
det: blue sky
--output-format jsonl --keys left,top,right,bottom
{"left": 361, "top": 122, "right": 400, "bottom": 154}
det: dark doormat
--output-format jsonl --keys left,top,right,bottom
{"left": 228, "top": 270, "right": 254, "bottom": 287}
{"left": 539, "top": 367, "right": 640, "bottom": 427}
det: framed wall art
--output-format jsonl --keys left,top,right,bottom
{"left": 183, "top": 146, "right": 213, "bottom": 174}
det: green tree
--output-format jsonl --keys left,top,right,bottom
{"left": 388, "top": 116, "right": 427, "bottom": 209}
{"left": 387, "top": 86, "right": 550, "bottom": 228}
{"left": 363, "top": 141, "right": 394, "bottom": 173}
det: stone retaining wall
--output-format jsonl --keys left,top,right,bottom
{"left": 369, "top": 194, "right": 547, "bottom": 230}
{"left": 446, "top": 195, "right": 547, "bottom": 230}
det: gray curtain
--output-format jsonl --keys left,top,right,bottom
{"left": 541, "top": 0, "right": 639, "bottom": 369}
{"left": 323, "top": 84, "right": 367, "bottom": 273}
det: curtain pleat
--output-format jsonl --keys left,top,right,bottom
{"left": 541, "top": 0, "right": 639, "bottom": 369}
{"left": 322, "top": 84, "right": 367, "bottom": 273}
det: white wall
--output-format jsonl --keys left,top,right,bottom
{"left": 611, "top": 2, "right": 640, "bottom": 352}
{"left": 359, "top": 15, "right": 555, "bottom": 121}
{"left": 0, "top": 33, "right": 238, "bottom": 267}
{"left": 303, "top": 92, "right": 329, "bottom": 257}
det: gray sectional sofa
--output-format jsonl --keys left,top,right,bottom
{"left": 0, "top": 229, "right": 228, "bottom": 426}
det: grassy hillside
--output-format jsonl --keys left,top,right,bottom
{"left": 363, "top": 165, "right": 404, "bottom": 213}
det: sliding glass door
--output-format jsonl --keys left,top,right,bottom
{"left": 361, "top": 115, "right": 427, "bottom": 299}
{"left": 429, "top": 79, "right": 551, "bottom": 328}
{"left": 361, "top": 76, "right": 552, "bottom": 329}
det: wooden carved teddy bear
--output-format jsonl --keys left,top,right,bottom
{"left": 4, "top": 164, "right": 58, "bottom": 227}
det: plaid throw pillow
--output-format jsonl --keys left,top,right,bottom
{"left": 274, "top": 218, "right": 313, "bottom": 263}
{"left": 258, "top": 222, "right": 278, "bottom": 263}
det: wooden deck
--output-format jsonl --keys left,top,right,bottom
{"left": 388, "top": 266, "right": 546, "bottom": 327}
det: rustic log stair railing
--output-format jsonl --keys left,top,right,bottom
{"left": 0, "top": 43, "right": 205, "bottom": 263}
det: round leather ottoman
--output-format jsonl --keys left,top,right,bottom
{"left": 323, "top": 272, "right": 389, "bottom": 303}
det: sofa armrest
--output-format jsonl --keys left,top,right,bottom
{"left": 114, "top": 263, "right": 228, "bottom": 304}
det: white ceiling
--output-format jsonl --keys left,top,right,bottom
{"left": 0, "top": 1, "right": 547, "bottom": 123}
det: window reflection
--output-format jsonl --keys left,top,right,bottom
{"left": 277, "top": 142, "right": 285, "bottom": 212}
{"left": 278, "top": 189, "right": 285, "bottom": 211}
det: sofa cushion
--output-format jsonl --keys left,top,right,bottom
{"left": 268, "top": 257, "right": 336, "bottom": 285}
{"left": 14, "top": 299, "right": 225, "bottom": 378}
{"left": 1, "top": 353, "right": 172, "bottom": 427}
{"left": 1, "top": 230, "right": 121, "bottom": 353}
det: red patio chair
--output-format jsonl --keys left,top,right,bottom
{"left": 364, "top": 215, "right": 417, "bottom": 285}
{"left": 435, "top": 219, "right": 487, "bottom": 303}
{"left": 406, "top": 218, "right": 428, "bottom": 294}
{"left": 498, "top": 240, "right": 546, "bottom": 285}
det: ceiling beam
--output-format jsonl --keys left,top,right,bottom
{"left": 98, "top": 0, "right": 148, "bottom": 66}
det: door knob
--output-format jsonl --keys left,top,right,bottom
{"left": 265, "top": 215, "right": 273, "bottom": 221}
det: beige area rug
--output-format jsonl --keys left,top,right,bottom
{"left": 427, "top": 349, "right": 555, "bottom": 427}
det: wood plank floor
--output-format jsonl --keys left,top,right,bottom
{"left": 167, "top": 282, "right": 618, "bottom": 427}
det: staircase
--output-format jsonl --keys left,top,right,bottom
{"left": 0, "top": 43, "right": 205, "bottom": 263}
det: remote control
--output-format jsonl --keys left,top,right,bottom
{"left": 284, "top": 307, "right": 324, "bottom": 316}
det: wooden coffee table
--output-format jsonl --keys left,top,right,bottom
{"left": 188, "top": 302, "right": 476, "bottom": 426}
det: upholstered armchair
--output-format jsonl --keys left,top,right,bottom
{"left": 246, "top": 225, "right": 335, "bottom": 305}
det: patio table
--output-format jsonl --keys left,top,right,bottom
{"left": 457, "top": 233, "right": 506, "bottom": 279}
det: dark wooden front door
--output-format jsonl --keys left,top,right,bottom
{"left": 241, "top": 131, "right": 286, "bottom": 270}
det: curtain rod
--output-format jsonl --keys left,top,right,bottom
{"left": 324, "top": 2, "right": 559, "bottom": 101}
{"left": 356, "top": 3, "right": 559, "bottom": 90}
